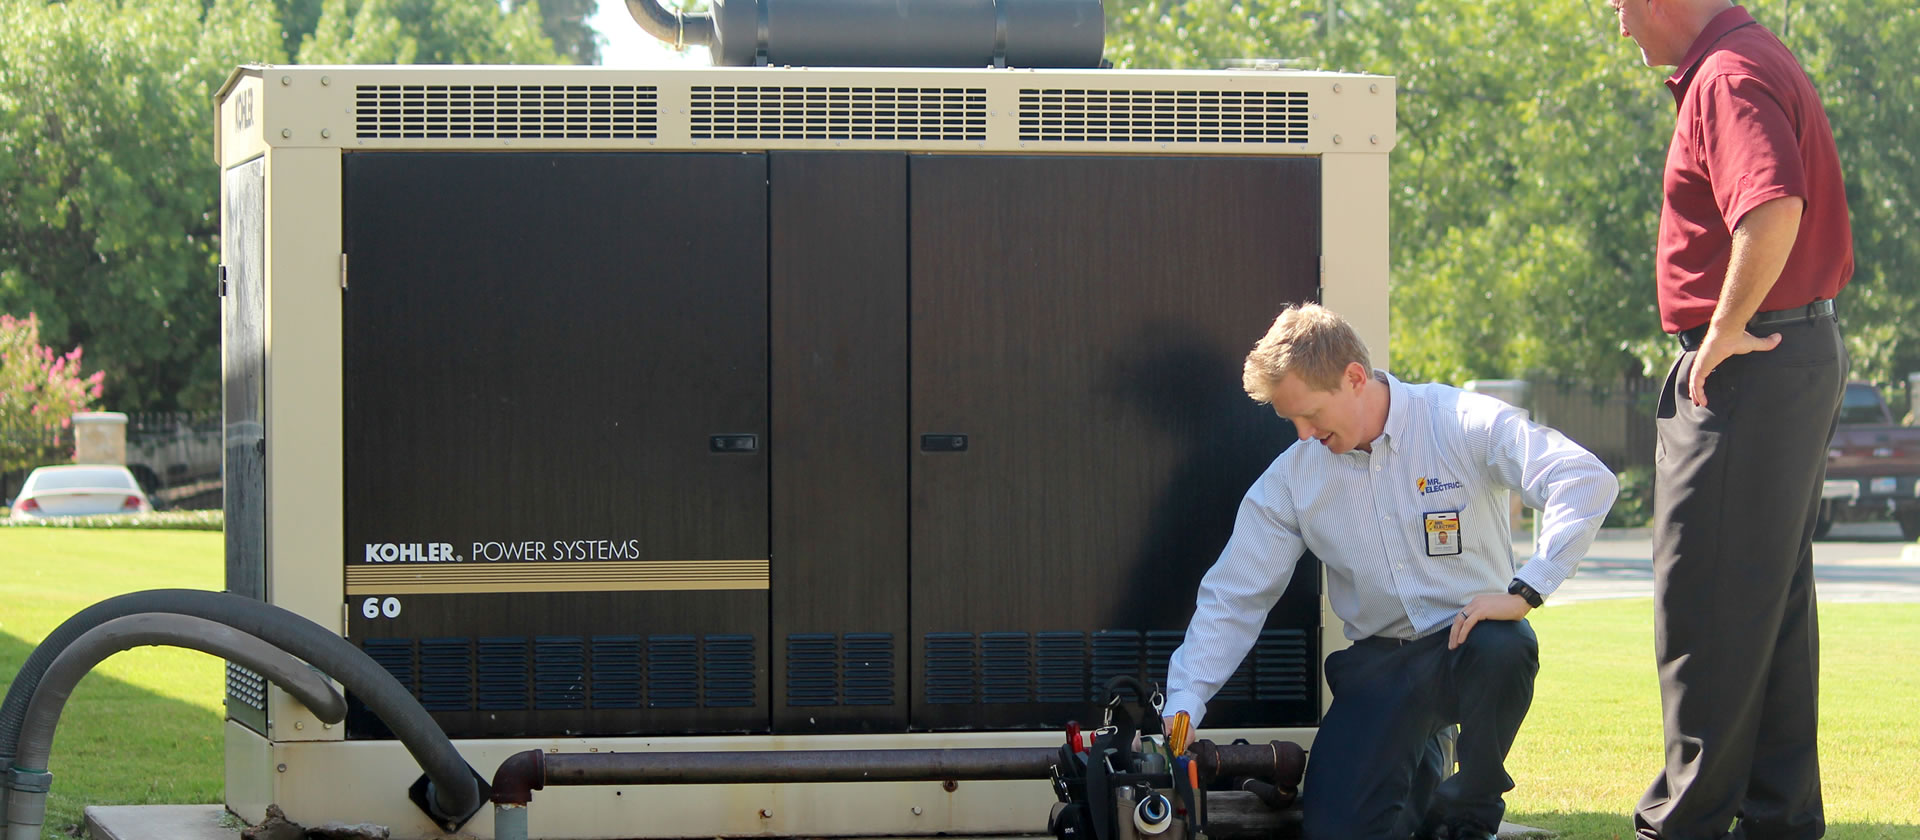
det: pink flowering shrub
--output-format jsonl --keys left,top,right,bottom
{"left": 1, "top": 313, "right": 106, "bottom": 475}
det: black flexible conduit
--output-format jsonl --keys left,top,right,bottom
{"left": 5, "top": 614, "right": 348, "bottom": 840}
{"left": 0, "top": 589, "right": 486, "bottom": 831}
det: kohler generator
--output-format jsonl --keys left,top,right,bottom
{"left": 215, "top": 44, "right": 1393, "bottom": 838}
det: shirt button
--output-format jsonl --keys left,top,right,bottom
{"left": 1374, "top": 465, "right": 1382, "bottom": 472}
{"left": 1396, "top": 564, "right": 1404, "bottom": 570}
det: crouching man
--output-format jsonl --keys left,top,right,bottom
{"left": 1162, "top": 304, "right": 1616, "bottom": 840}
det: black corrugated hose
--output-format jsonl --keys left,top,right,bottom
{"left": 0, "top": 589, "right": 487, "bottom": 832}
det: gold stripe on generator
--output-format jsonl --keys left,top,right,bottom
{"left": 344, "top": 560, "right": 770, "bottom": 594}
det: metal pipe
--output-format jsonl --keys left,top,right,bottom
{"left": 0, "top": 589, "right": 487, "bottom": 832}
{"left": 622, "top": 0, "right": 714, "bottom": 49}
{"left": 490, "top": 740, "right": 1302, "bottom": 805}
{"left": 6, "top": 614, "right": 347, "bottom": 840}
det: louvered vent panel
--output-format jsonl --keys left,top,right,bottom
{"left": 1090, "top": 630, "right": 1143, "bottom": 701}
{"left": 703, "top": 634, "right": 757, "bottom": 708}
{"left": 980, "top": 632, "right": 1032, "bottom": 704}
{"left": 226, "top": 662, "right": 268, "bottom": 711}
{"left": 647, "top": 635, "right": 699, "bottom": 709}
{"left": 925, "top": 632, "right": 976, "bottom": 704}
{"left": 1254, "top": 629, "right": 1312, "bottom": 702}
{"left": 354, "top": 84, "right": 658, "bottom": 140}
{"left": 589, "top": 635, "right": 643, "bottom": 710}
{"left": 787, "top": 634, "right": 839, "bottom": 707}
{"left": 533, "top": 635, "right": 586, "bottom": 711}
{"left": 843, "top": 633, "right": 894, "bottom": 706}
{"left": 476, "top": 636, "right": 530, "bottom": 711}
{"left": 691, "top": 86, "right": 987, "bottom": 141}
{"left": 1018, "top": 88, "right": 1310, "bottom": 144}
{"left": 362, "top": 638, "right": 415, "bottom": 695}
{"left": 1035, "top": 632, "right": 1087, "bottom": 703}
{"left": 419, "top": 637, "right": 474, "bottom": 712}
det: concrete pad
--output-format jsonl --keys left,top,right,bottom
{"left": 86, "top": 804, "right": 238, "bottom": 840}
{"left": 1499, "top": 820, "right": 1555, "bottom": 838}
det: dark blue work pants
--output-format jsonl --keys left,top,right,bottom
{"left": 1301, "top": 619, "right": 1539, "bottom": 840}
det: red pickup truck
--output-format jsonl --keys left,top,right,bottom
{"left": 1819, "top": 382, "right": 1920, "bottom": 540}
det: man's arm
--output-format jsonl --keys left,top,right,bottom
{"left": 1162, "top": 472, "right": 1305, "bottom": 732}
{"left": 1451, "top": 400, "right": 1618, "bottom": 649}
{"left": 1687, "top": 195, "right": 1806, "bottom": 407}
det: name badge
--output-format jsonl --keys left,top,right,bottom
{"left": 1424, "top": 511, "right": 1462, "bottom": 557}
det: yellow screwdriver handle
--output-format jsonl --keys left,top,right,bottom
{"left": 1170, "top": 710, "right": 1191, "bottom": 758}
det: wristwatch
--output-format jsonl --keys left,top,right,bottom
{"left": 1508, "top": 579, "right": 1544, "bottom": 609}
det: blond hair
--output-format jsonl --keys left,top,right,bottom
{"left": 1242, "top": 303, "right": 1371, "bottom": 403}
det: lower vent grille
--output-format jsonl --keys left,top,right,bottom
{"left": 691, "top": 85, "right": 987, "bottom": 142}
{"left": 358, "top": 634, "right": 760, "bottom": 713}
{"left": 784, "top": 632, "right": 896, "bottom": 707}
{"left": 354, "top": 84, "right": 658, "bottom": 140}
{"left": 1018, "top": 88, "right": 1310, "bottom": 144}
{"left": 921, "top": 628, "right": 1312, "bottom": 705}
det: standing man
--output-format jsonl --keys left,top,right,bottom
{"left": 1608, "top": 1, "right": 1853, "bottom": 838}
{"left": 1162, "top": 304, "right": 1617, "bottom": 840}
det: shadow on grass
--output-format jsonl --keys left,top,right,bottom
{"left": 1512, "top": 811, "right": 1920, "bottom": 840}
{"left": 0, "top": 631, "right": 227, "bottom": 838}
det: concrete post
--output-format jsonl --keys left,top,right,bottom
{"left": 72, "top": 412, "right": 128, "bottom": 465}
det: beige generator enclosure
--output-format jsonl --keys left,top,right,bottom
{"left": 213, "top": 64, "right": 1395, "bottom": 839}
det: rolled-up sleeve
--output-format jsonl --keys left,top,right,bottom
{"left": 1164, "top": 467, "right": 1306, "bottom": 728}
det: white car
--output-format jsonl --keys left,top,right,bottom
{"left": 9, "top": 464, "right": 154, "bottom": 519}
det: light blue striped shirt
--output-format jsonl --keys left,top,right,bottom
{"left": 1165, "top": 373, "right": 1617, "bottom": 726}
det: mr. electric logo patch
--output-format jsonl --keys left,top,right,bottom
{"left": 1416, "top": 476, "right": 1464, "bottom": 496}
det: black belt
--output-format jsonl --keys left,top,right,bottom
{"left": 1677, "top": 298, "right": 1834, "bottom": 351}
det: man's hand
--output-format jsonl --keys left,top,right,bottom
{"left": 1686, "top": 326, "right": 1782, "bottom": 408}
{"left": 1162, "top": 715, "right": 1197, "bottom": 752}
{"left": 1449, "top": 593, "right": 1532, "bottom": 650}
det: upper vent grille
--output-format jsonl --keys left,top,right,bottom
{"left": 354, "top": 84, "right": 658, "bottom": 140}
{"left": 691, "top": 85, "right": 987, "bottom": 141}
{"left": 1018, "top": 88, "right": 1310, "bottom": 144}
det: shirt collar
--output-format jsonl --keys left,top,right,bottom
{"left": 1374, "top": 370, "right": 1406, "bottom": 454}
{"left": 1666, "top": 5, "right": 1757, "bottom": 104}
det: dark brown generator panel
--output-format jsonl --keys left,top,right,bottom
{"left": 336, "top": 150, "right": 1322, "bottom": 739}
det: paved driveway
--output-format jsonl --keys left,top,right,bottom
{"left": 1536, "top": 521, "right": 1920, "bottom": 604}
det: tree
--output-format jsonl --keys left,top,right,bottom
{"left": 0, "top": 0, "right": 565, "bottom": 415}
{"left": 296, "top": 0, "right": 562, "bottom": 64}
{"left": 0, "top": 0, "right": 285, "bottom": 413}
{"left": 0, "top": 312, "right": 105, "bottom": 476}
{"left": 517, "top": 0, "right": 602, "bottom": 65}
{"left": 1106, "top": 0, "right": 1920, "bottom": 389}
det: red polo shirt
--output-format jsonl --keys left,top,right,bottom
{"left": 1656, "top": 5, "right": 1852, "bottom": 334}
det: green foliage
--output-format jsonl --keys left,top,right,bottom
{"left": 0, "top": 509, "right": 223, "bottom": 529}
{"left": 297, "top": 0, "right": 562, "bottom": 64}
{"left": 0, "top": 0, "right": 284, "bottom": 414}
{"left": 517, "top": 0, "right": 603, "bottom": 65}
{"left": 1602, "top": 466, "right": 1653, "bottom": 529}
{"left": 1108, "top": 0, "right": 1920, "bottom": 389}
{"left": 0, "top": 312, "right": 105, "bottom": 475}
{"left": 0, "top": 0, "right": 568, "bottom": 416}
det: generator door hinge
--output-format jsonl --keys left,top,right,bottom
{"left": 342, "top": 602, "right": 350, "bottom": 637}
{"left": 219, "top": 265, "right": 229, "bottom": 297}
{"left": 1316, "top": 255, "right": 1325, "bottom": 302}
{"left": 339, "top": 253, "right": 349, "bottom": 290}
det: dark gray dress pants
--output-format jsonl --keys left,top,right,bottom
{"left": 1635, "top": 314, "right": 1846, "bottom": 840}
{"left": 1303, "top": 620, "right": 1538, "bottom": 840}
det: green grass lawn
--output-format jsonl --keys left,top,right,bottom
{"left": 0, "top": 529, "right": 225, "bottom": 838}
{"left": 2, "top": 530, "right": 1917, "bottom": 839}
